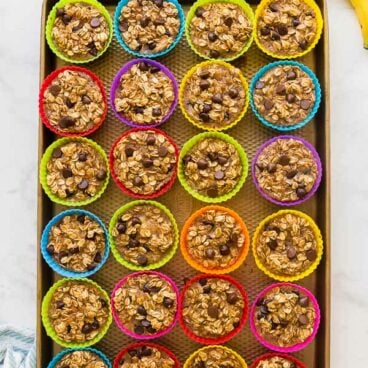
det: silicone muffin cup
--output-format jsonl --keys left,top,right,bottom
{"left": 41, "top": 209, "right": 110, "bottom": 278}
{"left": 179, "top": 274, "right": 249, "bottom": 345}
{"left": 48, "top": 348, "right": 112, "bottom": 368}
{"left": 179, "top": 61, "right": 249, "bottom": 131}
{"left": 110, "top": 59, "right": 178, "bottom": 128}
{"left": 249, "top": 282, "right": 321, "bottom": 353}
{"left": 253, "top": 0, "right": 323, "bottom": 59}
{"left": 109, "top": 200, "right": 179, "bottom": 271}
{"left": 111, "top": 271, "right": 179, "bottom": 339}
{"left": 249, "top": 61, "right": 322, "bottom": 132}
{"left": 180, "top": 205, "right": 250, "bottom": 274}
{"left": 40, "top": 137, "right": 110, "bottom": 206}
{"left": 178, "top": 132, "right": 248, "bottom": 203}
{"left": 41, "top": 278, "right": 112, "bottom": 348}
{"left": 109, "top": 128, "right": 179, "bottom": 199}
{"left": 186, "top": 0, "right": 254, "bottom": 61}
{"left": 250, "top": 353, "right": 306, "bottom": 368}
{"left": 39, "top": 66, "right": 108, "bottom": 137}
{"left": 46, "top": 0, "right": 113, "bottom": 64}
{"left": 252, "top": 209, "right": 323, "bottom": 282}
{"left": 113, "top": 342, "right": 180, "bottom": 368}
{"left": 252, "top": 135, "right": 322, "bottom": 206}
{"left": 114, "top": 0, "right": 185, "bottom": 58}
{"left": 184, "top": 345, "right": 248, "bottom": 368}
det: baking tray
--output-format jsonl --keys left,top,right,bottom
{"left": 37, "top": 1, "right": 330, "bottom": 367}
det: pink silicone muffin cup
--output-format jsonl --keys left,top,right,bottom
{"left": 252, "top": 135, "right": 322, "bottom": 206}
{"left": 250, "top": 282, "right": 321, "bottom": 353}
{"left": 39, "top": 66, "right": 107, "bottom": 137}
{"left": 109, "top": 128, "right": 179, "bottom": 199}
{"left": 250, "top": 353, "right": 306, "bottom": 368}
{"left": 110, "top": 58, "right": 178, "bottom": 128}
{"left": 111, "top": 271, "right": 179, "bottom": 340}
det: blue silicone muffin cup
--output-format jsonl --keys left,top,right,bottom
{"left": 47, "top": 348, "right": 112, "bottom": 368}
{"left": 249, "top": 60, "right": 322, "bottom": 132}
{"left": 41, "top": 209, "right": 110, "bottom": 278}
{"left": 114, "top": 0, "right": 185, "bottom": 58}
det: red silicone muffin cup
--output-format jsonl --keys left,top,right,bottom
{"left": 250, "top": 282, "right": 321, "bottom": 353}
{"left": 109, "top": 128, "right": 179, "bottom": 199}
{"left": 250, "top": 353, "right": 306, "bottom": 368}
{"left": 39, "top": 66, "right": 108, "bottom": 137}
{"left": 179, "top": 274, "right": 249, "bottom": 345}
{"left": 111, "top": 271, "right": 179, "bottom": 340}
{"left": 113, "top": 342, "right": 180, "bottom": 368}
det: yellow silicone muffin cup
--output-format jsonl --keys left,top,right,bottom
{"left": 180, "top": 205, "right": 250, "bottom": 274}
{"left": 184, "top": 345, "right": 248, "bottom": 368}
{"left": 253, "top": 0, "right": 323, "bottom": 59}
{"left": 40, "top": 137, "right": 110, "bottom": 207}
{"left": 179, "top": 61, "right": 249, "bottom": 132}
{"left": 178, "top": 132, "right": 248, "bottom": 203}
{"left": 46, "top": 0, "right": 113, "bottom": 64}
{"left": 186, "top": 0, "right": 255, "bottom": 61}
{"left": 41, "top": 278, "right": 112, "bottom": 348}
{"left": 252, "top": 209, "right": 323, "bottom": 282}
{"left": 109, "top": 200, "right": 179, "bottom": 271}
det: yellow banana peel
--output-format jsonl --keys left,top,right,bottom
{"left": 350, "top": 0, "right": 368, "bottom": 49}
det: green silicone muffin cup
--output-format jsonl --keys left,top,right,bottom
{"left": 40, "top": 137, "right": 110, "bottom": 207}
{"left": 46, "top": 0, "right": 113, "bottom": 64}
{"left": 109, "top": 200, "right": 179, "bottom": 271}
{"left": 41, "top": 278, "right": 112, "bottom": 348}
{"left": 178, "top": 132, "right": 248, "bottom": 203}
{"left": 186, "top": 0, "right": 255, "bottom": 61}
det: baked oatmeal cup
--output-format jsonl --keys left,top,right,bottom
{"left": 179, "top": 274, "right": 248, "bottom": 344}
{"left": 40, "top": 138, "right": 109, "bottom": 206}
{"left": 111, "top": 271, "right": 179, "bottom": 339}
{"left": 110, "top": 200, "right": 178, "bottom": 270}
{"left": 250, "top": 283, "right": 320, "bottom": 352}
{"left": 181, "top": 205, "right": 249, "bottom": 274}
{"left": 250, "top": 61, "right": 321, "bottom": 131}
{"left": 186, "top": 0, "right": 254, "bottom": 61}
{"left": 252, "top": 136, "right": 322, "bottom": 206}
{"left": 250, "top": 353, "right": 306, "bottom": 368}
{"left": 113, "top": 342, "right": 179, "bottom": 368}
{"left": 114, "top": 0, "right": 184, "bottom": 57}
{"left": 180, "top": 61, "right": 249, "bottom": 131}
{"left": 41, "top": 209, "right": 110, "bottom": 278}
{"left": 39, "top": 66, "right": 107, "bottom": 136}
{"left": 254, "top": 0, "right": 323, "bottom": 59}
{"left": 111, "top": 59, "right": 178, "bottom": 128}
{"left": 46, "top": 0, "right": 112, "bottom": 63}
{"left": 110, "top": 128, "right": 178, "bottom": 198}
{"left": 179, "top": 132, "right": 248, "bottom": 203}
{"left": 42, "top": 278, "right": 112, "bottom": 348}
{"left": 184, "top": 346, "right": 248, "bottom": 368}
{"left": 48, "top": 348, "right": 111, "bottom": 368}
{"left": 253, "top": 210, "right": 323, "bottom": 281}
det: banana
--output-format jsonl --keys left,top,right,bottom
{"left": 350, "top": 0, "right": 368, "bottom": 49}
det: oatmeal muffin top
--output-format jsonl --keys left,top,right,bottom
{"left": 55, "top": 349, "right": 108, "bottom": 368}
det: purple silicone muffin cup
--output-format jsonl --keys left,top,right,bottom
{"left": 252, "top": 135, "right": 322, "bottom": 206}
{"left": 250, "top": 282, "right": 321, "bottom": 353}
{"left": 111, "top": 270, "right": 179, "bottom": 340}
{"left": 110, "top": 59, "right": 178, "bottom": 128}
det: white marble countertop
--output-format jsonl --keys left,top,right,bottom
{"left": 0, "top": 0, "right": 367, "bottom": 366}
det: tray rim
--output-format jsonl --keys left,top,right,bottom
{"left": 36, "top": 0, "right": 331, "bottom": 366}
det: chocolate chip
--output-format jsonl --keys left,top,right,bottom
{"left": 137, "top": 254, "right": 148, "bottom": 266}
{"left": 90, "top": 17, "right": 101, "bottom": 28}
{"left": 117, "top": 222, "right": 126, "bottom": 234}
{"left": 287, "top": 70, "right": 297, "bottom": 80}
{"left": 119, "top": 20, "right": 128, "bottom": 32}
{"left": 286, "top": 170, "right": 297, "bottom": 179}
{"left": 134, "top": 325, "right": 145, "bottom": 334}
{"left": 49, "top": 84, "right": 61, "bottom": 96}
{"left": 212, "top": 93, "right": 223, "bottom": 104}
{"left": 62, "top": 14, "right": 72, "bottom": 25}
{"left": 202, "top": 103, "right": 212, "bottom": 113}
{"left": 264, "top": 99, "right": 274, "bottom": 110}
{"left": 141, "top": 347, "right": 153, "bottom": 357}
{"left": 260, "top": 305, "right": 269, "bottom": 315}
{"left": 59, "top": 116, "right": 75, "bottom": 128}
{"left": 298, "top": 314, "right": 309, "bottom": 325}
{"left": 182, "top": 155, "right": 192, "bottom": 165}
{"left": 140, "top": 16, "right": 150, "bottom": 27}
{"left": 56, "top": 301, "right": 65, "bottom": 309}
{"left": 154, "top": 0, "right": 163, "bottom": 7}
{"left": 255, "top": 81, "right": 265, "bottom": 89}
{"left": 268, "top": 239, "right": 278, "bottom": 250}
{"left": 152, "top": 107, "right": 162, "bottom": 117}
{"left": 70, "top": 247, "right": 79, "bottom": 255}
{"left": 299, "top": 296, "right": 310, "bottom": 307}
{"left": 199, "top": 278, "right": 207, "bottom": 286}
{"left": 197, "top": 159, "right": 208, "bottom": 170}
{"left": 78, "top": 179, "right": 89, "bottom": 190}
{"left": 207, "top": 186, "right": 218, "bottom": 197}
{"left": 286, "top": 94, "right": 296, "bottom": 103}
{"left": 133, "top": 176, "right": 144, "bottom": 187}
{"left": 299, "top": 39, "right": 308, "bottom": 50}
{"left": 224, "top": 17, "right": 233, "bottom": 27}
{"left": 62, "top": 168, "right": 73, "bottom": 178}
{"left": 214, "top": 170, "right": 224, "bottom": 180}
{"left": 137, "top": 305, "right": 147, "bottom": 315}
{"left": 296, "top": 187, "right": 307, "bottom": 198}
{"left": 158, "top": 146, "right": 168, "bottom": 157}
{"left": 154, "top": 17, "right": 165, "bottom": 25}
{"left": 134, "top": 106, "right": 145, "bottom": 114}
{"left": 208, "top": 31, "right": 217, "bottom": 42}
{"left": 219, "top": 244, "right": 230, "bottom": 256}
{"left": 66, "top": 325, "right": 72, "bottom": 333}
{"left": 76, "top": 152, "right": 87, "bottom": 162}
{"left": 81, "top": 95, "right": 92, "bottom": 104}
{"left": 269, "top": 2, "right": 279, "bottom": 11}
{"left": 146, "top": 135, "right": 156, "bottom": 145}
{"left": 277, "top": 25, "right": 288, "bottom": 36}
{"left": 141, "top": 319, "right": 151, "bottom": 327}
{"left": 56, "top": 8, "right": 65, "bottom": 17}
{"left": 199, "top": 113, "right": 210, "bottom": 122}
{"left": 306, "top": 249, "right": 317, "bottom": 261}
{"left": 208, "top": 304, "right": 219, "bottom": 319}
{"left": 203, "top": 285, "right": 211, "bottom": 294}
{"left": 148, "top": 41, "right": 156, "bottom": 50}
{"left": 72, "top": 22, "right": 83, "bottom": 32}
{"left": 228, "top": 88, "right": 239, "bottom": 98}
{"left": 96, "top": 170, "right": 106, "bottom": 181}
{"left": 81, "top": 323, "right": 93, "bottom": 334}
{"left": 217, "top": 155, "right": 228, "bottom": 165}
{"left": 52, "top": 148, "right": 63, "bottom": 159}
{"left": 150, "top": 66, "right": 161, "bottom": 74}
{"left": 47, "top": 244, "right": 55, "bottom": 255}
{"left": 142, "top": 158, "right": 153, "bottom": 168}
{"left": 227, "top": 292, "right": 238, "bottom": 305}
{"left": 286, "top": 246, "right": 297, "bottom": 259}
{"left": 209, "top": 50, "right": 220, "bottom": 58}
{"left": 163, "top": 297, "right": 174, "bottom": 308}
{"left": 200, "top": 79, "right": 210, "bottom": 90}
{"left": 270, "top": 31, "right": 280, "bottom": 40}
{"left": 267, "top": 163, "right": 276, "bottom": 173}
{"left": 128, "top": 238, "right": 139, "bottom": 248}
{"left": 276, "top": 84, "right": 286, "bottom": 95}
{"left": 195, "top": 7, "right": 204, "bottom": 17}
{"left": 260, "top": 26, "right": 270, "bottom": 36}
{"left": 199, "top": 70, "right": 210, "bottom": 79}
{"left": 205, "top": 247, "right": 215, "bottom": 259}
{"left": 88, "top": 46, "right": 98, "bottom": 56}
{"left": 292, "top": 18, "right": 301, "bottom": 27}
{"left": 92, "top": 320, "right": 100, "bottom": 330}
{"left": 125, "top": 146, "right": 135, "bottom": 157}
{"left": 138, "top": 62, "right": 149, "bottom": 72}
{"left": 300, "top": 99, "right": 312, "bottom": 110}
